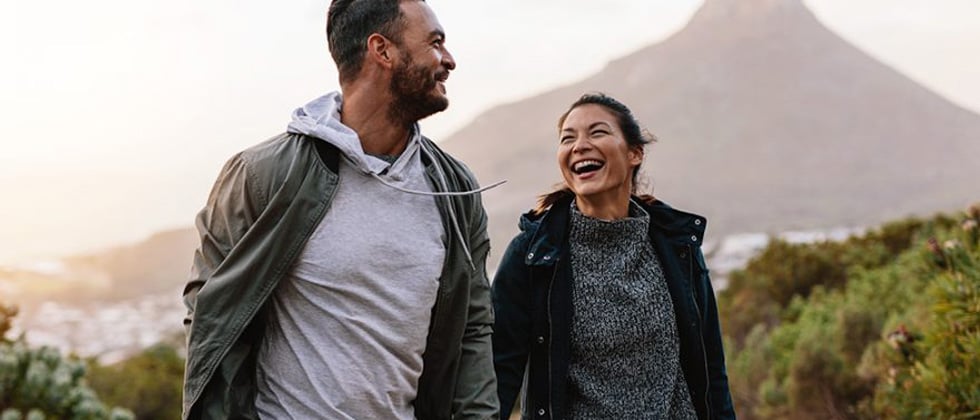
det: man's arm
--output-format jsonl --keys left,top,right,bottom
{"left": 183, "top": 153, "right": 262, "bottom": 336}
{"left": 451, "top": 195, "right": 500, "bottom": 419}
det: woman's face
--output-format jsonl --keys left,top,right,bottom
{"left": 558, "top": 103, "right": 642, "bottom": 208}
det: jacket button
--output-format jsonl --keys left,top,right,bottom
{"left": 536, "top": 336, "right": 545, "bottom": 344}
{"left": 691, "top": 235, "right": 698, "bottom": 242}
{"left": 528, "top": 252, "right": 535, "bottom": 259}
{"left": 695, "top": 219, "right": 702, "bottom": 225}
{"left": 543, "top": 255, "right": 551, "bottom": 261}
{"left": 538, "top": 408, "right": 546, "bottom": 416}
{"left": 680, "top": 251, "right": 687, "bottom": 259}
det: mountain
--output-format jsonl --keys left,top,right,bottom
{"left": 0, "top": 229, "right": 196, "bottom": 362}
{"left": 0, "top": 228, "right": 198, "bottom": 309}
{"left": 63, "top": 227, "right": 199, "bottom": 301}
{"left": 441, "top": 0, "right": 980, "bottom": 269}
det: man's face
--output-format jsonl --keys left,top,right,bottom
{"left": 388, "top": 1, "right": 456, "bottom": 123}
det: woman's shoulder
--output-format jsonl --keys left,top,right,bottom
{"left": 517, "top": 207, "right": 547, "bottom": 231}
{"left": 639, "top": 197, "right": 708, "bottom": 241}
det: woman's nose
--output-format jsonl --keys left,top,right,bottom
{"left": 571, "top": 138, "right": 592, "bottom": 153}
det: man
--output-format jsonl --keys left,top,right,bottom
{"left": 181, "top": 1, "right": 500, "bottom": 418}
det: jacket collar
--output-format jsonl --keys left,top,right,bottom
{"left": 520, "top": 194, "right": 707, "bottom": 266}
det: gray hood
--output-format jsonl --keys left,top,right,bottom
{"left": 286, "top": 91, "right": 505, "bottom": 197}
{"left": 286, "top": 91, "right": 507, "bottom": 270}
{"left": 286, "top": 91, "right": 421, "bottom": 180}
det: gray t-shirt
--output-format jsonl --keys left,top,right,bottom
{"left": 254, "top": 148, "right": 445, "bottom": 419}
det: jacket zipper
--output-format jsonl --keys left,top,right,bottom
{"left": 546, "top": 259, "right": 560, "bottom": 419}
{"left": 686, "top": 244, "right": 711, "bottom": 419}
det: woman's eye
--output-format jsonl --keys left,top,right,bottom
{"left": 560, "top": 136, "right": 574, "bottom": 144}
{"left": 591, "top": 130, "right": 608, "bottom": 137}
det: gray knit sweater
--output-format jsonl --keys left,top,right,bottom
{"left": 566, "top": 201, "right": 697, "bottom": 419}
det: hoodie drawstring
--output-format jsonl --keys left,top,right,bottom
{"left": 289, "top": 92, "right": 506, "bottom": 270}
{"left": 368, "top": 172, "right": 506, "bottom": 197}
{"left": 350, "top": 148, "right": 506, "bottom": 271}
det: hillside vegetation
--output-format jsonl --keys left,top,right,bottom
{"left": 720, "top": 203, "right": 980, "bottom": 419}
{"left": 0, "top": 305, "right": 133, "bottom": 419}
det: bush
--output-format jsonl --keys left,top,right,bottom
{"left": 0, "top": 340, "right": 133, "bottom": 419}
{"left": 719, "top": 217, "right": 927, "bottom": 347}
{"left": 874, "top": 235, "right": 980, "bottom": 418}
{"left": 720, "top": 205, "right": 980, "bottom": 419}
{"left": 87, "top": 344, "right": 184, "bottom": 420}
{"left": 0, "top": 303, "right": 133, "bottom": 420}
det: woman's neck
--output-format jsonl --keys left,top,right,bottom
{"left": 574, "top": 194, "right": 631, "bottom": 221}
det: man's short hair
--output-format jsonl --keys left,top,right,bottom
{"left": 327, "top": 0, "right": 422, "bottom": 83}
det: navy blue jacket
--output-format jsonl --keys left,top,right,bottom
{"left": 491, "top": 194, "right": 736, "bottom": 419}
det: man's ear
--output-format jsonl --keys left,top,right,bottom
{"left": 367, "top": 33, "right": 394, "bottom": 69}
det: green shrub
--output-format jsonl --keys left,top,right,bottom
{"left": 87, "top": 344, "right": 184, "bottom": 420}
{"left": 0, "top": 339, "right": 133, "bottom": 419}
{"left": 1, "top": 303, "right": 133, "bottom": 420}
{"left": 875, "top": 235, "right": 980, "bottom": 418}
{"left": 720, "top": 205, "right": 980, "bottom": 419}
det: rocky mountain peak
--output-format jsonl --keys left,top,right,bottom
{"left": 689, "top": 0, "right": 810, "bottom": 25}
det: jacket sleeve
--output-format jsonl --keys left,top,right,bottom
{"left": 491, "top": 231, "right": 534, "bottom": 419}
{"left": 452, "top": 193, "right": 501, "bottom": 419}
{"left": 696, "top": 249, "right": 737, "bottom": 419}
{"left": 182, "top": 153, "right": 263, "bottom": 336}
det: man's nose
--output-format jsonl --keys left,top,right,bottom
{"left": 442, "top": 48, "right": 456, "bottom": 70}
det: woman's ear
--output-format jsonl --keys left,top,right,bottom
{"left": 628, "top": 145, "right": 644, "bottom": 167}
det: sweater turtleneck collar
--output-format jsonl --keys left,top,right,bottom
{"left": 569, "top": 199, "right": 650, "bottom": 246}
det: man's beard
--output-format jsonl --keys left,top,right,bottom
{"left": 388, "top": 54, "right": 449, "bottom": 125}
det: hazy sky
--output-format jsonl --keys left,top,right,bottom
{"left": 2, "top": 0, "right": 979, "bottom": 265}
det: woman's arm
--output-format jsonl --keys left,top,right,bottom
{"left": 492, "top": 232, "right": 535, "bottom": 418}
{"left": 695, "top": 249, "right": 737, "bottom": 419}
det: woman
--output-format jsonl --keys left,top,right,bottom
{"left": 492, "top": 93, "right": 735, "bottom": 419}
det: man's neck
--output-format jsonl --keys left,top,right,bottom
{"left": 340, "top": 88, "right": 413, "bottom": 156}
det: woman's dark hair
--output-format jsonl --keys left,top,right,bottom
{"left": 327, "top": 0, "right": 420, "bottom": 84}
{"left": 535, "top": 92, "right": 657, "bottom": 214}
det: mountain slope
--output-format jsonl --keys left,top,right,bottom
{"left": 442, "top": 0, "right": 980, "bottom": 268}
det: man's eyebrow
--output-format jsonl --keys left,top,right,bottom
{"left": 430, "top": 30, "right": 445, "bottom": 41}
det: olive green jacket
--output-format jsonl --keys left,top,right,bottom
{"left": 182, "top": 132, "right": 498, "bottom": 419}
